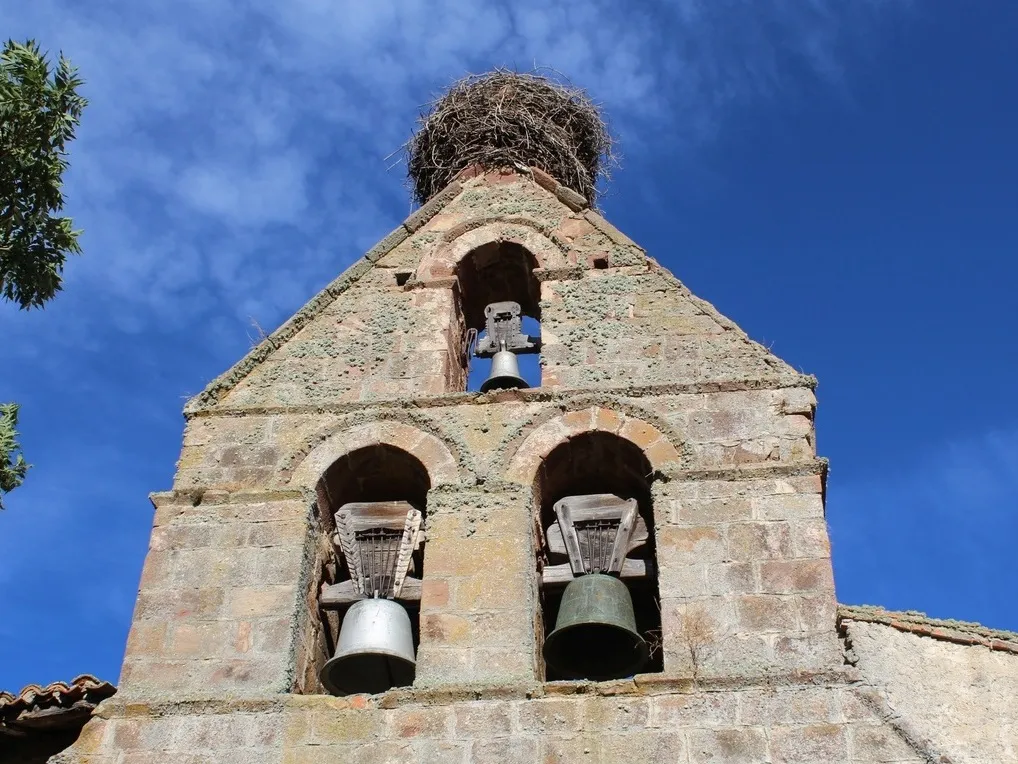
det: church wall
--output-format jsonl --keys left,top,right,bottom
{"left": 54, "top": 170, "right": 962, "bottom": 763}
{"left": 118, "top": 388, "right": 835, "bottom": 702}
{"left": 118, "top": 495, "right": 309, "bottom": 699}
{"left": 539, "top": 270, "right": 798, "bottom": 390}
{"left": 845, "top": 620, "right": 1018, "bottom": 763}
{"left": 172, "top": 388, "right": 817, "bottom": 493}
{"left": 56, "top": 681, "right": 926, "bottom": 763}
{"left": 208, "top": 172, "right": 801, "bottom": 414}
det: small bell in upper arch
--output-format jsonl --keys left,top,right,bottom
{"left": 473, "top": 300, "right": 540, "bottom": 392}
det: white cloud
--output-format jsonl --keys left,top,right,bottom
{"left": 1, "top": 0, "right": 911, "bottom": 354}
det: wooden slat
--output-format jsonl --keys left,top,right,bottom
{"left": 553, "top": 499, "right": 584, "bottom": 575}
{"left": 336, "top": 501, "right": 416, "bottom": 531}
{"left": 608, "top": 498, "right": 638, "bottom": 573}
{"left": 320, "top": 577, "right": 423, "bottom": 607}
{"left": 540, "top": 559, "right": 653, "bottom": 587}
{"left": 546, "top": 516, "right": 648, "bottom": 556}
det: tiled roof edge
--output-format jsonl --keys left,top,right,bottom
{"left": 0, "top": 674, "right": 116, "bottom": 715}
{"left": 838, "top": 604, "right": 1018, "bottom": 655}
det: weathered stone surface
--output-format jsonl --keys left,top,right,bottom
{"left": 54, "top": 169, "right": 1012, "bottom": 764}
{"left": 846, "top": 619, "right": 1018, "bottom": 763}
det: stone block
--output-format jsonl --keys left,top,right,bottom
{"left": 760, "top": 560, "right": 834, "bottom": 594}
{"left": 167, "top": 621, "right": 234, "bottom": 658}
{"left": 388, "top": 706, "right": 453, "bottom": 739}
{"left": 245, "top": 520, "right": 306, "bottom": 549}
{"left": 735, "top": 594, "right": 798, "bottom": 632}
{"left": 705, "top": 563, "right": 755, "bottom": 596}
{"left": 228, "top": 585, "right": 296, "bottom": 618}
{"left": 650, "top": 692, "right": 739, "bottom": 728}
{"left": 700, "top": 634, "right": 774, "bottom": 678}
{"left": 420, "top": 613, "right": 471, "bottom": 644}
{"left": 411, "top": 739, "right": 469, "bottom": 762}
{"left": 470, "top": 736, "right": 539, "bottom": 764}
{"left": 555, "top": 184, "right": 588, "bottom": 211}
{"left": 518, "top": 698, "right": 581, "bottom": 734}
{"left": 540, "top": 734, "right": 602, "bottom": 763}
{"left": 133, "top": 587, "right": 225, "bottom": 622}
{"left": 600, "top": 730, "right": 686, "bottom": 763}
{"left": 752, "top": 494, "right": 823, "bottom": 521}
{"left": 619, "top": 417, "right": 665, "bottom": 450}
{"left": 453, "top": 702, "right": 513, "bottom": 738}
{"left": 124, "top": 622, "right": 168, "bottom": 657}
{"left": 471, "top": 645, "right": 535, "bottom": 683}
{"left": 420, "top": 578, "right": 449, "bottom": 608}
{"left": 781, "top": 387, "right": 817, "bottom": 415}
{"left": 770, "top": 723, "right": 849, "bottom": 763}
{"left": 423, "top": 535, "right": 530, "bottom": 577}
{"left": 773, "top": 633, "right": 844, "bottom": 671}
{"left": 687, "top": 727, "right": 769, "bottom": 764}
{"left": 791, "top": 519, "right": 831, "bottom": 559}
{"left": 657, "top": 563, "right": 708, "bottom": 598}
{"left": 579, "top": 696, "right": 649, "bottom": 732}
{"left": 676, "top": 497, "right": 754, "bottom": 525}
{"left": 412, "top": 645, "right": 472, "bottom": 687}
{"left": 796, "top": 593, "right": 838, "bottom": 633}
{"left": 657, "top": 526, "right": 727, "bottom": 563}
{"left": 727, "top": 522, "right": 793, "bottom": 561}
{"left": 451, "top": 569, "right": 525, "bottom": 610}
{"left": 848, "top": 722, "right": 920, "bottom": 762}
{"left": 309, "top": 708, "right": 384, "bottom": 743}
{"left": 737, "top": 687, "right": 841, "bottom": 727}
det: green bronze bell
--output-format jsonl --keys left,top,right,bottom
{"left": 543, "top": 573, "right": 648, "bottom": 680}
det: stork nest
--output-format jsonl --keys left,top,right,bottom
{"left": 406, "top": 69, "right": 614, "bottom": 207}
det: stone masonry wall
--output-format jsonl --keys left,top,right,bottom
{"left": 120, "top": 493, "right": 310, "bottom": 699}
{"left": 205, "top": 170, "right": 800, "bottom": 412}
{"left": 123, "top": 396, "right": 832, "bottom": 699}
{"left": 845, "top": 619, "right": 1018, "bottom": 763}
{"left": 60, "top": 677, "right": 930, "bottom": 764}
{"left": 54, "top": 169, "right": 958, "bottom": 762}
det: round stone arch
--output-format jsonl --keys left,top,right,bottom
{"left": 415, "top": 221, "right": 570, "bottom": 282}
{"left": 288, "top": 420, "right": 460, "bottom": 491}
{"left": 504, "top": 406, "right": 681, "bottom": 486}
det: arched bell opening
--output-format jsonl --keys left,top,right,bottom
{"left": 454, "top": 242, "right": 543, "bottom": 392}
{"left": 533, "top": 431, "right": 664, "bottom": 681}
{"left": 307, "top": 444, "right": 431, "bottom": 696}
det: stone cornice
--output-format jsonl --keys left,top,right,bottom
{"left": 183, "top": 374, "right": 817, "bottom": 421}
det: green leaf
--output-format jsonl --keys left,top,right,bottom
{"left": 1, "top": 39, "right": 89, "bottom": 309}
{"left": 0, "top": 402, "right": 30, "bottom": 509}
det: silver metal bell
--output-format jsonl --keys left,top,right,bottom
{"left": 320, "top": 598, "right": 416, "bottom": 695}
{"left": 480, "top": 349, "right": 528, "bottom": 392}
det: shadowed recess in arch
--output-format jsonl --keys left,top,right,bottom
{"left": 533, "top": 431, "right": 664, "bottom": 680}
{"left": 456, "top": 241, "right": 543, "bottom": 391}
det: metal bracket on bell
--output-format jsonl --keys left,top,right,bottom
{"left": 474, "top": 301, "right": 540, "bottom": 357}
{"left": 474, "top": 301, "right": 540, "bottom": 392}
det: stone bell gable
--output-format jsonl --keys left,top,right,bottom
{"left": 51, "top": 164, "right": 1018, "bottom": 763}
{"left": 186, "top": 167, "right": 804, "bottom": 414}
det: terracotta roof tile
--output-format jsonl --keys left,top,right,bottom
{"left": 838, "top": 604, "right": 1018, "bottom": 655}
{"left": 0, "top": 675, "right": 115, "bottom": 736}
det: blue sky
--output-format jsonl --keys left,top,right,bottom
{"left": 2, "top": 1, "right": 1016, "bottom": 692}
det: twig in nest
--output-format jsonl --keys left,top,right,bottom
{"left": 404, "top": 68, "right": 615, "bottom": 207}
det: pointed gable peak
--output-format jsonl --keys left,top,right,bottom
{"left": 186, "top": 164, "right": 807, "bottom": 416}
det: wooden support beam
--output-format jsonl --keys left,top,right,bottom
{"left": 320, "top": 577, "right": 423, "bottom": 608}
{"left": 540, "top": 559, "right": 654, "bottom": 588}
